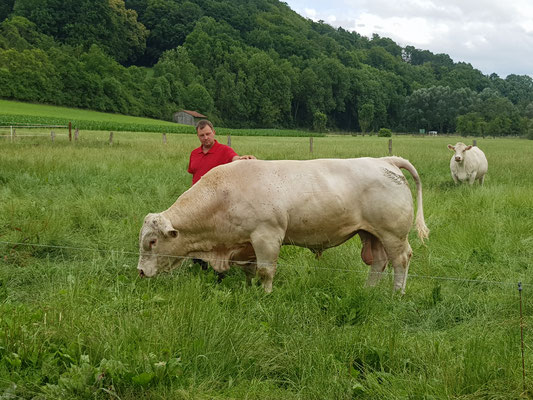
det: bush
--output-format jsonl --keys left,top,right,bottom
{"left": 378, "top": 128, "right": 392, "bottom": 137}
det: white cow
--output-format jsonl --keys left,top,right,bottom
{"left": 447, "top": 142, "right": 488, "bottom": 185}
{"left": 137, "top": 157, "right": 429, "bottom": 294}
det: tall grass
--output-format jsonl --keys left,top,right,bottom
{"left": 0, "top": 133, "right": 532, "bottom": 399}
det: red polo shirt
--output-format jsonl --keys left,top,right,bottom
{"left": 188, "top": 140, "right": 238, "bottom": 185}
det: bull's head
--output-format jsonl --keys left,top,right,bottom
{"left": 137, "top": 213, "right": 182, "bottom": 277}
{"left": 447, "top": 142, "right": 472, "bottom": 163}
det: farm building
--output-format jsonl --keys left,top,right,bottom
{"left": 173, "top": 110, "right": 207, "bottom": 126}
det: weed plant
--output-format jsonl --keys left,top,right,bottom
{"left": 0, "top": 132, "right": 532, "bottom": 399}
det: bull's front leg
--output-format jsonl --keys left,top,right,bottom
{"left": 242, "top": 263, "right": 257, "bottom": 286}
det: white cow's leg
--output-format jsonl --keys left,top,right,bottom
{"left": 468, "top": 173, "right": 476, "bottom": 185}
{"left": 451, "top": 173, "right": 458, "bottom": 184}
{"left": 479, "top": 174, "right": 485, "bottom": 185}
{"left": 250, "top": 231, "right": 283, "bottom": 293}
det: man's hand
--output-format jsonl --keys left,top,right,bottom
{"left": 232, "top": 155, "right": 257, "bottom": 161}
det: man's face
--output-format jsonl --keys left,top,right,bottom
{"left": 197, "top": 125, "right": 215, "bottom": 148}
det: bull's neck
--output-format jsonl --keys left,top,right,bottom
{"left": 162, "top": 184, "right": 218, "bottom": 231}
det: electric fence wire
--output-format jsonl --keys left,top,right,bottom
{"left": 1, "top": 240, "right": 531, "bottom": 288}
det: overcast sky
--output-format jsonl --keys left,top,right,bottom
{"left": 284, "top": 0, "right": 533, "bottom": 78}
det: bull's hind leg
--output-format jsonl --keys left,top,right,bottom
{"left": 385, "top": 238, "right": 412, "bottom": 294}
{"left": 359, "top": 232, "right": 389, "bottom": 287}
{"left": 250, "top": 230, "right": 283, "bottom": 293}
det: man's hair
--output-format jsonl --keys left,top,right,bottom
{"left": 196, "top": 119, "right": 214, "bottom": 132}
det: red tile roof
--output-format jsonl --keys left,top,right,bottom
{"left": 180, "top": 110, "right": 207, "bottom": 118}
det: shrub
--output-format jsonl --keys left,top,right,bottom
{"left": 378, "top": 128, "right": 392, "bottom": 137}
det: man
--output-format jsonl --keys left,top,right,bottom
{"left": 188, "top": 119, "right": 256, "bottom": 185}
{"left": 187, "top": 119, "right": 256, "bottom": 276}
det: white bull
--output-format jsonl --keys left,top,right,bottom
{"left": 447, "top": 142, "right": 488, "bottom": 184}
{"left": 137, "top": 157, "right": 429, "bottom": 294}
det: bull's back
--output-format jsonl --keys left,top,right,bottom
{"left": 211, "top": 158, "right": 415, "bottom": 247}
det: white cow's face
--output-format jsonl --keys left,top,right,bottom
{"left": 137, "top": 213, "right": 184, "bottom": 277}
{"left": 448, "top": 142, "right": 472, "bottom": 163}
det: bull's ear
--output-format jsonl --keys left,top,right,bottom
{"left": 161, "top": 216, "right": 178, "bottom": 238}
{"left": 447, "top": 144, "right": 455, "bottom": 150}
{"left": 465, "top": 145, "right": 473, "bottom": 151}
{"left": 166, "top": 228, "right": 178, "bottom": 238}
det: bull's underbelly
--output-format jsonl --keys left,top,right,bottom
{"left": 283, "top": 223, "right": 360, "bottom": 249}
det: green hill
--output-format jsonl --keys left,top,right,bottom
{"left": 1, "top": 0, "right": 532, "bottom": 136}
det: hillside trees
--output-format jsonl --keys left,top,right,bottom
{"left": 12, "top": 0, "right": 148, "bottom": 63}
{"left": 1, "top": 0, "right": 533, "bottom": 134}
{"left": 0, "top": 0, "right": 14, "bottom": 21}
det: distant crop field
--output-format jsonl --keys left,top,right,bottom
{"left": 0, "top": 100, "right": 323, "bottom": 137}
{"left": 0, "top": 132, "right": 532, "bottom": 399}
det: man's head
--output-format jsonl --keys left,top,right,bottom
{"left": 196, "top": 119, "right": 215, "bottom": 149}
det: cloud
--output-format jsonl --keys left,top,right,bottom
{"left": 285, "top": 0, "right": 533, "bottom": 77}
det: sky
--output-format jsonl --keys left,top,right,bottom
{"left": 283, "top": 0, "right": 533, "bottom": 78}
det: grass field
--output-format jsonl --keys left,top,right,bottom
{"left": 0, "top": 99, "right": 322, "bottom": 137}
{"left": 0, "top": 131, "right": 532, "bottom": 399}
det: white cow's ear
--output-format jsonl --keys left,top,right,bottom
{"left": 465, "top": 145, "right": 473, "bottom": 151}
{"left": 447, "top": 144, "right": 455, "bottom": 150}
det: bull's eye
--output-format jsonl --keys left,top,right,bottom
{"left": 149, "top": 239, "right": 157, "bottom": 249}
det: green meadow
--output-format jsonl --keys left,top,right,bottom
{"left": 1, "top": 130, "right": 532, "bottom": 399}
{"left": 0, "top": 100, "right": 321, "bottom": 137}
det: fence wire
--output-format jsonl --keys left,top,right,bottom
{"left": 1, "top": 240, "right": 530, "bottom": 288}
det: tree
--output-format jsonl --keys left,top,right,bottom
{"left": 313, "top": 111, "right": 326, "bottom": 132}
{"left": 184, "top": 82, "right": 214, "bottom": 116}
{"left": 456, "top": 112, "right": 485, "bottom": 136}
{"left": 0, "top": 16, "right": 55, "bottom": 50}
{"left": 12, "top": 0, "right": 148, "bottom": 64}
{"left": 358, "top": 103, "right": 374, "bottom": 133}
{"left": 137, "top": 0, "right": 203, "bottom": 65}
{"left": 0, "top": 0, "right": 15, "bottom": 23}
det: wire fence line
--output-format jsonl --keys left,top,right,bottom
{"left": 1, "top": 240, "right": 530, "bottom": 288}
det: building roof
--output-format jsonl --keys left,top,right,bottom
{"left": 179, "top": 110, "right": 207, "bottom": 118}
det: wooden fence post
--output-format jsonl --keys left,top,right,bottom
{"left": 12, "top": 128, "right": 15, "bottom": 141}
{"left": 162, "top": 133, "right": 167, "bottom": 144}
{"left": 473, "top": 139, "right": 477, "bottom": 147}
{"left": 51, "top": 131, "right": 55, "bottom": 142}
{"left": 10, "top": 126, "right": 13, "bottom": 142}
{"left": 388, "top": 139, "right": 392, "bottom": 155}
{"left": 68, "top": 121, "right": 72, "bottom": 142}
{"left": 310, "top": 137, "right": 313, "bottom": 153}
{"left": 109, "top": 132, "right": 113, "bottom": 146}
{"left": 227, "top": 135, "right": 231, "bottom": 147}
{"left": 74, "top": 128, "right": 79, "bottom": 141}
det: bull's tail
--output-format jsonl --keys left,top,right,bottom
{"left": 384, "top": 156, "right": 430, "bottom": 243}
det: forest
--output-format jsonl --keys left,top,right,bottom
{"left": 1, "top": 0, "right": 533, "bottom": 136}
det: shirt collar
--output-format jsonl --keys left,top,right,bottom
{"left": 195, "top": 140, "right": 220, "bottom": 155}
